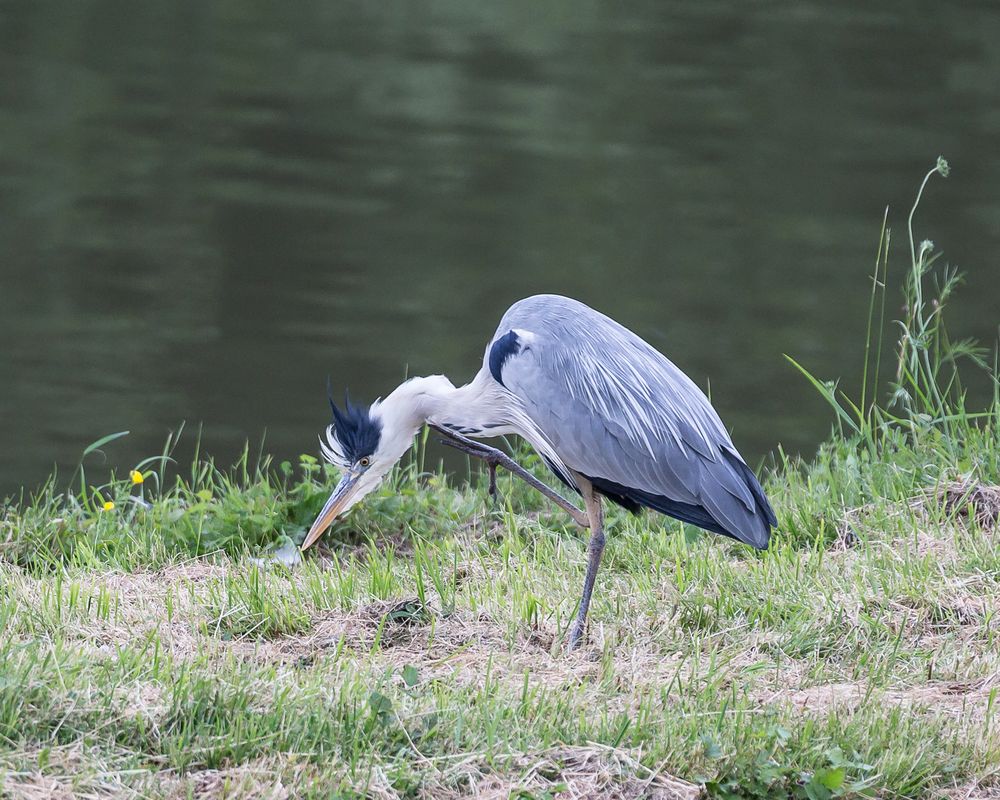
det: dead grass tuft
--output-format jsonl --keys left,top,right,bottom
{"left": 170, "top": 757, "right": 301, "bottom": 800}
{"left": 936, "top": 781, "right": 1000, "bottom": 799}
{"left": 435, "top": 745, "right": 699, "bottom": 800}
{"left": 761, "top": 677, "right": 999, "bottom": 722}
{"left": 935, "top": 478, "right": 1000, "bottom": 530}
{"left": 838, "top": 476, "right": 1000, "bottom": 549}
{"left": 157, "top": 747, "right": 698, "bottom": 800}
{"left": 235, "top": 602, "right": 547, "bottom": 673}
{"left": 0, "top": 744, "right": 172, "bottom": 800}
{"left": 1, "top": 775, "right": 77, "bottom": 800}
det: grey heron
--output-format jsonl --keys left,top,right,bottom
{"left": 302, "top": 294, "right": 776, "bottom": 649}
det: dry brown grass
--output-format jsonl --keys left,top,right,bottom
{"left": 150, "top": 746, "right": 699, "bottom": 800}
{"left": 758, "top": 678, "right": 998, "bottom": 722}
{"left": 0, "top": 743, "right": 176, "bottom": 800}
{"left": 935, "top": 478, "right": 1000, "bottom": 530}
{"left": 838, "top": 476, "right": 1000, "bottom": 551}
{"left": 936, "top": 781, "right": 1000, "bottom": 799}
{"left": 4, "top": 495, "right": 999, "bottom": 799}
{"left": 430, "top": 745, "right": 700, "bottom": 800}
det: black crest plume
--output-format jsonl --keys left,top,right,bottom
{"left": 324, "top": 380, "right": 382, "bottom": 464}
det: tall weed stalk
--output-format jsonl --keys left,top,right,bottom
{"left": 787, "top": 157, "right": 997, "bottom": 453}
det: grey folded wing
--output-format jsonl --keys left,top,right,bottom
{"left": 494, "top": 297, "right": 775, "bottom": 548}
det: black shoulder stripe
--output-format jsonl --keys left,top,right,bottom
{"left": 488, "top": 330, "right": 521, "bottom": 387}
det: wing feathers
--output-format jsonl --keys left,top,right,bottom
{"left": 491, "top": 295, "right": 775, "bottom": 549}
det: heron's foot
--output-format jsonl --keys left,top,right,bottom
{"left": 566, "top": 618, "right": 586, "bottom": 651}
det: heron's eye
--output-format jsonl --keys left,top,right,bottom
{"left": 358, "top": 456, "right": 371, "bottom": 468}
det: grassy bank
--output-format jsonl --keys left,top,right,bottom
{"left": 2, "top": 162, "right": 998, "bottom": 799}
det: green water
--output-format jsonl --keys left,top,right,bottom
{"left": 2, "top": 2, "right": 999, "bottom": 495}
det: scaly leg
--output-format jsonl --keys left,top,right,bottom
{"left": 430, "top": 424, "right": 589, "bottom": 529}
{"left": 567, "top": 477, "right": 605, "bottom": 650}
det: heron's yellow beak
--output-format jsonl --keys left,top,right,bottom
{"left": 301, "top": 471, "right": 362, "bottom": 551}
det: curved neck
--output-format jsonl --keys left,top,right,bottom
{"left": 377, "top": 372, "right": 567, "bottom": 479}
{"left": 379, "top": 373, "right": 503, "bottom": 434}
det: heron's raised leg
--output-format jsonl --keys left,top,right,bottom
{"left": 430, "top": 425, "right": 590, "bottom": 528}
{"left": 567, "top": 478, "right": 605, "bottom": 650}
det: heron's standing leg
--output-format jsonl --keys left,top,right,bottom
{"left": 567, "top": 477, "right": 605, "bottom": 650}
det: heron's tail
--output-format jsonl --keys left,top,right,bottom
{"left": 589, "top": 447, "right": 775, "bottom": 550}
{"left": 715, "top": 447, "right": 776, "bottom": 549}
{"left": 546, "top": 452, "right": 776, "bottom": 550}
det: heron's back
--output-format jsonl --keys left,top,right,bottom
{"left": 490, "top": 294, "right": 776, "bottom": 549}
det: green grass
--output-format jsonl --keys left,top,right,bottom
{"left": 1, "top": 160, "right": 998, "bottom": 798}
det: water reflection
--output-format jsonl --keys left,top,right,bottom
{"left": 2, "top": 2, "right": 999, "bottom": 496}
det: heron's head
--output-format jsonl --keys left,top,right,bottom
{"left": 301, "top": 377, "right": 454, "bottom": 550}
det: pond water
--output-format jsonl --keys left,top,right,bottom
{"left": 2, "top": 2, "right": 999, "bottom": 497}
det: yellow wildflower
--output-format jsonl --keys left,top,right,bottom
{"left": 130, "top": 470, "right": 144, "bottom": 485}
{"left": 102, "top": 500, "right": 115, "bottom": 511}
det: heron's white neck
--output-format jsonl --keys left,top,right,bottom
{"left": 373, "top": 373, "right": 566, "bottom": 479}
{"left": 376, "top": 373, "right": 505, "bottom": 435}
